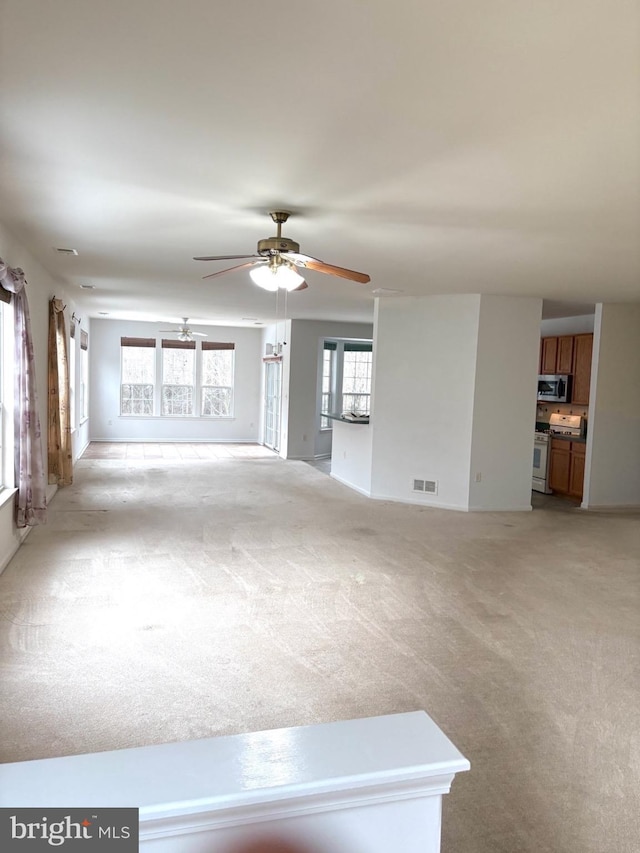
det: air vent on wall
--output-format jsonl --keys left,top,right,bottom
{"left": 54, "top": 247, "right": 79, "bottom": 255}
{"left": 412, "top": 478, "right": 438, "bottom": 495}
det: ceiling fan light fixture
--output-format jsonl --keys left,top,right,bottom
{"left": 249, "top": 263, "right": 304, "bottom": 292}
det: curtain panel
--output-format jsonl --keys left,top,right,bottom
{"left": 48, "top": 298, "right": 73, "bottom": 486}
{"left": 0, "top": 258, "right": 47, "bottom": 527}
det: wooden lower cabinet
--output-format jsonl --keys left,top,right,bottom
{"left": 549, "top": 439, "right": 585, "bottom": 500}
{"left": 569, "top": 443, "right": 586, "bottom": 498}
{"left": 549, "top": 441, "right": 570, "bottom": 493}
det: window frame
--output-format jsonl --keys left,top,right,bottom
{"left": 319, "top": 338, "right": 373, "bottom": 430}
{"left": 161, "top": 338, "right": 196, "bottom": 417}
{"left": 80, "top": 329, "right": 89, "bottom": 422}
{"left": 119, "top": 337, "right": 236, "bottom": 419}
{"left": 69, "top": 322, "right": 77, "bottom": 431}
{"left": 120, "top": 337, "right": 157, "bottom": 417}
{"left": 200, "top": 341, "right": 235, "bottom": 418}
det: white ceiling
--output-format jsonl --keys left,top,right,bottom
{"left": 0, "top": 0, "right": 638, "bottom": 327}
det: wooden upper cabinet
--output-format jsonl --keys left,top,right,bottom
{"left": 572, "top": 334, "right": 593, "bottom": 405}
{"left": 541, "top": 337, "right": 558, "bottom": 374}
{"left": 557, "top": 336, "right": 574, "bottom": 374}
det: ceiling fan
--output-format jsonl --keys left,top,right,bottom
{"left": 194, "top": 211, "right": 371, "bottom": 292}
{"left": 158, "top": 318, "right": 208, "bottom": 342}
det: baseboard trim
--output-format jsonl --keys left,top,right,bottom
{"left": 88, "top": 438, "right": 260, "bottom": 444}
{"left": 580, "top": 503, "right": 640, "bottom": 512}
{"left": 329, "top": 472, "right": 372, "bottom": 497}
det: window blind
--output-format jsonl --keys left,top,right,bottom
{"left": 202, "top": 341, "right": 235, "bottom": 350}
{"left": 161, "top": 339, "right": 196, "bottom": 349}
{"left": 120, "top": 337, "right": 156, "bottom": 348}
{"left": 80, "top": 330, "right": 89, "bottom": 351}
{"left": 344, "top": 341, "right": 372, "bottom": 352}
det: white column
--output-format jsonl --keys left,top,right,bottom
{"left": 583, "top": 303, "right": 640, "bottom": 509}
{"left": 370, "top": 294, "right": 541, "bottom": 511}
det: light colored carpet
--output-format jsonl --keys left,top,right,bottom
{"left": 1, "top": 443, "right": 639, "bottom": 853}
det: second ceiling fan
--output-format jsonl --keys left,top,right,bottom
{"left": 159, "top": 318, "right": 207, "bottom": 342}
{"left": 194, "top": 211, "right": 371, "bottom": 292}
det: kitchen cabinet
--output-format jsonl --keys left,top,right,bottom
{"left": 539, "top": 332, "right": 593, "bottom": 404}
{"left": 549, "top": 440, "right": 570, "bottom": 493}
{"left": 541, "top": 337, "right": 558, "bottom": 374}
{"left": 569, "top": 442, "right": 586, "bottom": 498}
{"left": 572, "top": 333, "right": 593, "bottom": 405}
{"left": 549, "top": 438, "right": 585, "bottom": 500}
{"left": 540, "top": 335, "right": 574, "bottom": 374}
{"left": 556, "top": 336, "right": 574, "bottom": 373}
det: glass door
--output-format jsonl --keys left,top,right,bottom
{"left": 264, "top": 360, "right": 281, "bottom": 451}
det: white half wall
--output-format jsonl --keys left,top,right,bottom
{"left": 330, "top": 420, "right": 373, "bottom": 495}
{"left": 583, "top": 303, "right": 640, "bottom": 508}
{"left": 468, "top": 295, "right": 542, "bottom": 511}
{"left": 89, "top": 319, "right": 263, "bottom": 442}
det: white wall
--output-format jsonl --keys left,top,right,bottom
{"left": 367, "top": 294, "right": 541, "bottom": 512}
{"left": 370, "top": 296, "right": 480, "bottom": 511}
{"left": 0, "top": 221, "right": 85, "bottom": 572}
{"left": 468, "top": 295, "right": 542, "bottom": 510}
{"left": 583, "top": 303, "right": 640, "bottom": 508}
{"left": 540, "top": 314, "right": 595, "bottom": 336}
{"left": 89, "top": 319, "right": 263, "bottom": 442}
{"left": 285, "top": 319, "right": 373, "bottom": 460}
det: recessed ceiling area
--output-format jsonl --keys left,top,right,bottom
{"left": 0, "top": 1, "right": 637, "bottom": 325}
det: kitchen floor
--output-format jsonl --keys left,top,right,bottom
{"left": 531, "top": 490, "right": 582, "bottom": 511}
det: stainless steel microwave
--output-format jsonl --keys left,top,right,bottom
{"left": 537, "top": 374, "right": 571, "bottom": 403}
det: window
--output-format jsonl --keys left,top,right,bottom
{"left": 321, "top": 341, "right": 336, "bottom": 429}
{"left": 0, "top": 302, "right": 3, "bottom": 487}
{"left": 80, "top": 329, "right": 89, "bottom": 421}
{"left": 121, "top": 337, "right": 156, "bottom": 415}
{"left": 119, "top": 337, "right": 235, "bottom": 418}
{"left": 0, "top": 292, "right": 14, "bottom": 489}
{"left": 69, "top": 322, "right": 76, "bottom": 429}
{"left": 201, "top": 341, "right": 234, "bottom": 417}
{"left": 320, "top": 339, "right": 373, "bottom": 427}
{"left": 162, "top": 339, "right": 195, "bottom": 416}
{"left": 341, "top": 342, "right": 372, "bottom": 415}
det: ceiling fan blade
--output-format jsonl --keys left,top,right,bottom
{"left": 194, "top": 254, "right": 261, "bottom": 261}
{"left": 159, "top": 329, "right": 180, "bottom": 333}
{"left": 202, "top": 261, "right": 265, "bottom": 280}
{"left": 292, "top": 281, "right": 308, "bottom": 291}
{"left": 287, "top": 254, "right": 370, "bottom": 284}
{"left": 191, "top": 332, "right": 208, "bottom": 336}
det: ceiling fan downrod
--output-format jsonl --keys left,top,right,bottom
{"left": 257, "top": 211, "right": 300, "bottom": 256}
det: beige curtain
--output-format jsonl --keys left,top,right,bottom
{"left": 48, "top": 298, "right": 73, "bottom": 485}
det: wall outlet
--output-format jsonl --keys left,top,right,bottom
{"left": 475, "top": 472, "right": 482, "bottom": 482}
{"left": 108, "top": 419, "right": 112, "bottom": 426}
